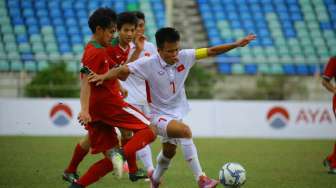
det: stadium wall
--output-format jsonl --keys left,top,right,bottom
{"left": 0, "top": 98, "right": 335, "bottom": 139}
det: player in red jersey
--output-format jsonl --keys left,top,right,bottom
{"left": 67, "top": 8, "right": 156, "bottom": 188}
{"left": 322, "top": 56, "right": 336, "bottom": 174}
{"left": 63, "top": 12, "right": 148, "bottom": 183}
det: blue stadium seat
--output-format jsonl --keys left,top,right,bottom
{"left": 244, "top": 64, "right": 257, "bottom": 75}
{"left": 296, "top": 64, "right": 309, "bottom": 75}
{"left": 217, "top": 63, "right": 232, "bottom": 74}
{"left": 283, "top": 64, "right": 296, "bottom": 75}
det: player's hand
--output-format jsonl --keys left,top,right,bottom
{"left": 88, "top": 72, "right": 106, "bottom": 86}
{"left": 135, "top": 34, "right": 146, "bottom": 51}
{"left": 120, "top": 87, "right": 128, "bottom": 98}
{"left": 235, "top": 34, "right": 256, "bottom": 47}
{"left": 78, "top": 111, "right": 91, "bottom": 126}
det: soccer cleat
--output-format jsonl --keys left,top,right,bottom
{"left": 198, "top": 175, "right": 219, "bottom": 188}
{"left": 62, "top": 171, "right": 79, "bottom": 183}
{"left": 109, "top": 148, "right": 124, "bottom": 179}
{"left": 129, "top": 168, "right": 148, "bottom": 182}
{"left": 148, "top": 169, "right": 161, "bottom": 188}
{"left": 68, "top": 181, "right": 84, "bottom": 188}
{"left": 323, "top": 158, "right": 336, "bottom": 174}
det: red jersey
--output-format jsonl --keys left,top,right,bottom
{"left": 323, "top": 56, "right": 336, "bottom": 116}
{"left": 107, "top": 38, "right": 130, "bottom": 65}
{"left": 323, "top": 57, "right": 336, "bottom": 82}
{"left": 81, "top": 41, "right": 126, "bottom": 121}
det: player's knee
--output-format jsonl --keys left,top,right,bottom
{"left": 149, "top": 124, "right": 158, "bottom": 137}
{"left": 182, "top": 126, "right": 192, "bottom": 139}
{"left": 79, "top": 137, "right": 90, "bottom": 151}
{"left": 163, "top": 148, "right": 176, "bottom": 159}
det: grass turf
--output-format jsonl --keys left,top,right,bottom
{"left": 0, "top": 136, "right": 335, "bottom": 188}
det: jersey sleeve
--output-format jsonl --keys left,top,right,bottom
{"left": 127, "top": 57, "right": 150, "bottom": 80}
{"left": 82, "top": 48, "right": 104, "bottom": 74}
{"left": 323, "top": 57, "right": 336, "bottom": 81}
{"left": 147, "top": 41, "right": 158, "bottom": 56}
{"left": 179, "top": 49, "right": 196, "bottom": 68}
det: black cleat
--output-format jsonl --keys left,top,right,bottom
{"left": 323, "top": 158, "right": 336, "bottom": 174}
{"left": 62, "top": 171, "right": 79, "bottom": 183}
{"left": 129, "top": 168, "right": 148, "bottom": 182}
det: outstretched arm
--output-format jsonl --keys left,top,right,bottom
{"left": 196, "top": 34, "right": 256, "bottom": 59}
{"left": 88, "top": 65, "right": 131, "bottom": 86}
{"left": 322, "top": 78, "right": 336, "bottom": 94}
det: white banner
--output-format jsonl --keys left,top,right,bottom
{"left": 0, "top": 98, "right": 335, "bottom": 139}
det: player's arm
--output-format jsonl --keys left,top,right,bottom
{"left": 78, "top": 75, "right": 92, "bottom": 125}
{"left": 88, "top": 65, "right": 131, "bottom": 85}
{"left": 195, "top": 34, "right": 256, "bottom": 60}
{"left": 126, "top": 34, "right": 146, "bottom": 63}
{"left": 322, "top": 77, "right": 336, "bottom": 94}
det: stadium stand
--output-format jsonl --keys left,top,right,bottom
{"left": 198, "top": 0, "right": 336, "bottom": 75}
{"left": 0, "top": 0, "right": 164, "bottom": 72}
{"left": 0, "top": 0, "right": 335, "bottom": 75}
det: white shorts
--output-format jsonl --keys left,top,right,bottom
{"left": 151, "top": 114, "right": 186, "bottom": 145}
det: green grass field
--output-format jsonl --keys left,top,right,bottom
{"left": 0, "top": 136, "right": 335, "bottom": 188}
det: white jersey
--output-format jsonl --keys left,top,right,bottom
{"left": 128, "top": 49, "right": 196, "bottom": 119}
{"left": 120, "top": 41, "right": 157, "bottom": 105}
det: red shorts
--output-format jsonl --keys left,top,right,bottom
{"left": 85, "top": 122, "right": 119, "bottom": 154}
{"left": 333, "top": 95, "right": 336, "bottom": 117}
{"left": 93, "top": 103, "right": 150, "bottom": 131}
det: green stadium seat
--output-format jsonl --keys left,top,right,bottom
{"left": 127, "top": 3, "right": 138, "bottom": 11}
{"left": 18, "top": 43, "right": 31, "bottom": 53}
{"left": 0, "top": 60, "right": 10, "bottom": 71}
{"left": 270, "top": 64, "right": 283, "bottom": 74}
{"left": 66, "top": 61, "right": 79, "bottom": 72}
{"left": 32, "top": 43, "right": 45, "bottom": 53}
{"left": 48, "top": 52, "right": 61, "bottom": 61}
{"left": 14, "top": 25, "right": 26, "bottom": 35}
{"left": 73, "top": 44, "right": 83, "bottom": 54}
{"left": 41, "top": 26, "right": 54, "bottom": 35}
{"left": 43, "top": 34, "right": 56, "bottom": 43}
{"left": 24, "top": 61, "right": 36, "bottom": 72}
{"left": 3, "top": 34, "right": 16, "bottom": 43}
{"left": 258, "top": 64, "right": 270, "bottom": 74}
{"left": 5, "top": 42, "right": 18, "bottom": 52}
{"left": 30, "top": 34, "right": 43, "bottom": 43}
{"left": 37, "top": 60, "right": 49, "bottom": 71}
{"left": 46, "top": 43, "right": 58, "bottom": 53}
{"left": 35, "top": 52, "right": 48, "bottom": 61}
{"left": 232, "top": 64, "right": 244, "bottom": 74}
{"left": 7, "top": 52, "right": 20, "bottom": 61}
{"left": 10, "top": 60, "right": 23, "bottom": 71}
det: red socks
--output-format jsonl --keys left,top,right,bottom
{"left": 65, "top": 144, "right": 89, "bottom": 173}
{"left": 123, "top": 128, "right": 156, "bottom": 173}
{"left": 76, "top": 157, "right": 113, "bottom": 186}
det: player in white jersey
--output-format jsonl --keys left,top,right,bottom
{"left": 88, "top": 27, "right": 256, "bottom": 188}
{"left": 120, "top": 11, "right": 157, "bottom": 176}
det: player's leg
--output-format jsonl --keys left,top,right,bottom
{"left": 69, "top": 157, "right": 113, "bottom": 188}
{"left": 103, "top": 104, "right": 157, "bottom": 180}
{"left": 134, "top": 104, "right": 155, "bottom": 174}
{"left": 154, "top": 115, "right": 192, "bottom": 139}
{"left": 150, "top": 141, "right": 178, "bottom": 187}
{"left": 63, "top": 135, "right": 90, "bottom": 183}
{"left": 136, "top": 144, "right": 155, "bottom": 173}
{"left": 323, "top": 96, "right": 336, "bottom": 174}
{"left": 180, "top": 138, "right": 219, "bottom": 187}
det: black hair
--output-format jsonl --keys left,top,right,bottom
{"left": 117, "top": 12, "right": 138, "bottom": 30}
{"left": 88, "top": 7, "right": 117, "bottom": 33}
{"left": 155, "top": 27, "right": 180, "bottom": 48}
{"left": 132, "top": 11, "right": 145, "bottom": 21}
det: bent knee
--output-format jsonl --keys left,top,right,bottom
{"left": 182, "top": 126, "right": 192, "bottom": 139}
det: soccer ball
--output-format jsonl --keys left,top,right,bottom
{"left": 219, "top": 162, "right": 246, "bottom": 187}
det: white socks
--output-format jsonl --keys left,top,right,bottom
{"left": 180, "top": 138, "right": 204, "bottom": 181}
{"left": 136, "top": 144, "right": 154, "bottom": 172}
{"left": 152, "top": 151, "right": 171, "bottom": 182}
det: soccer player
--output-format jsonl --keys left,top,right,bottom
{"left": 322, "top": 56, "right": 336, "bottom": 174}
{"left": 88, "top": 27, "right": 256, "bottom": 188}
{"left": 119, "top": 11, "right": 157, "bottom": 175}
{"left": 68, "top": 8, "right": 157, "bottom": 188}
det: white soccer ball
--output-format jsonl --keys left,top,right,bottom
{"left": 219, "top": 162, "right": 246, "bottom": 187}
